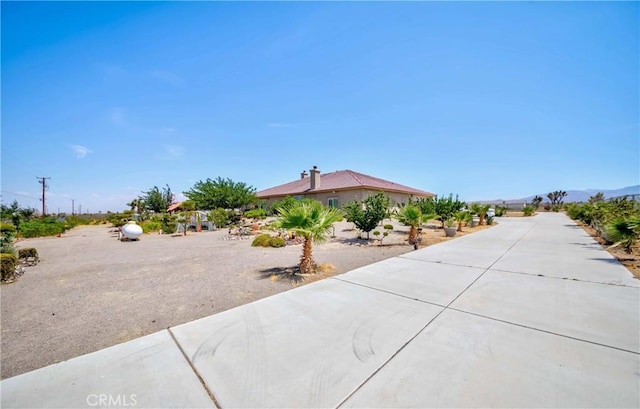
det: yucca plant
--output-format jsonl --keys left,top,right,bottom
{"left": 606, "top": 216, "right": 640, "bottom": 253}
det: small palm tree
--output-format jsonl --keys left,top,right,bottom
{"left": 276, "top": 200, "right": 343, "bottom": 274}
{"left": 395, "top": 204, "right": 437, "bottom": 248}
{"left": 454, "top": 211, "right": 468, "bottom": 232}
{"left": 607, "top": 216, "right": 640, "bottom": 253}
{"left": 470, "top": 203, "right": 491, "bottom": 226}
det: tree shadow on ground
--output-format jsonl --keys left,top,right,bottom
{"left": 256, "top": 266, "right": 304, "bottom": 284}
{"left": 332, "top": 237, "right": 373, "bottom": 246}
{"left": 256, "top": 263, "right": 338, "bottom": 285}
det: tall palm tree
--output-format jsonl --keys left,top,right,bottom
{"left": 276, "top": 200, "right": 343, "bottom": 274}
{"left": 395, "top": 204, "right": 437, "bottom": 248}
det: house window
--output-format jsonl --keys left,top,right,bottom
{"left": 328, "top": 197, "right": 339, "bottom": 208}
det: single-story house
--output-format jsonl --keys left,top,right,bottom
{"left": 256, "top": 166, "right": 435, "bottom": 208}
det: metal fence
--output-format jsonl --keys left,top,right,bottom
{"left": 607, "top": 194, "right": 640, "bottom": 202}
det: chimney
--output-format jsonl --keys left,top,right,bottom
{"left": 300, "top": 170, "right": 308, "bottom": 179}
{"left": 310, "top": 166, "right": 321, "bottom": 190}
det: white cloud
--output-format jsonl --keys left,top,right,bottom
{"left": 151, "top": 70, "right": 185, "bottom": 87}
{"left": 70, "top": 145, "right": 92, "bottom": 158}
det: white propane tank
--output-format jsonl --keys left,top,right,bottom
{"left": 122, "top": 221, "right": 143, "bottom": 240}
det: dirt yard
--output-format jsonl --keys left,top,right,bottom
{"left": 1, "top": 219, "right": 490, "bottom": 379}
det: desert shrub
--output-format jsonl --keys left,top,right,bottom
{"left": 18, "top": 248, "right": 39, "bottom": 265}
{"left": 495, "top": 206, "right": 507, "bottom": 217}
{"left": 269, "top": 237, "right": 286, "bottom": 248}
{"left": 566, "top": 203, "right": 590, "bottom": 223}
{"left": 251, "top": 234, "right": 286, "bottom": 248}
{"left": 1, "top": 253, "right": 18, "bottom": 281}
{"left": 486, "top": 216, "right": 494, "bottom": 225}
{"left": 141, "top": 220, "right": 163, "bottom": 233}
{"left": 383, "top": 224, "right": 394, "bottom": 230}
{"left": 18, "top": 248, "right": 38, "bottom": 259}
{"left": 208, "top": 208, "right": 228, "bottom": 229}
{"left": 522, "top": 205, "right": 535, "bottom": 216}
{"left": 567, "top": 198, "right": 639, "bottom": 238}
{"left": 245, "top": 209, "right": 267, "bottom": 220}
{"left": 64, "top": 215, "right": 92, "bottom": 229}
{"left": 1, "top": 222, "right": 17, "bottom": 253}
{"left": 19, "top": 218, "right": 66, "bottom": 238}
{"left": 106, "top": 210, "right": 134, "bottom": 227}
{"left": 431, "top": 195, "right": 466, "bottom": 227}
{"left": 252, "top": 234, "right": 272, "bottom": 247}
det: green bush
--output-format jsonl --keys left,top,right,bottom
{"left": 522, "top": 205, "right": 535, "bottom": 217}
{"left": 19, "top": 218, "right": 66, "bottom": 238}
{"left": 106, "top": 210, "right": 134, "bottom": 227}
{"left": 1, "top": 222, "right": 17, "bottom": 253}
{"left": 251, "top": 234, "right": 286, "bottom": 248}
{"left": 252, "top": 234, "right": 272, "bottom": 247}
{"left": 495, "top": 206, "right": 507, "bottom": 217}
{"left": 141, "top": 220, "right": 163, "bottom": 233}
{"left": 64, "top": 215, "right": 92, "bottom": 229}
{"left": 566, "top": 198, "right": 639, "bottom": 237}
{"left": 269, "top": 237, "right": 286, "bottom": 248}
{"left": 208, "top": 208, "right": 228, "bottom": 228}
{"left": 18, "top": 248, "right": 38, "bottom": 260}
{"left": 244, "top": 209, "right": 267, "bottom": 220}
{"left": 1, "top": 253, "right": 18, "bottom": 281}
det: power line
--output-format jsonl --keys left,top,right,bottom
{"left": 36, "top": 177, "right": 51, "bottom": 216}
{"left": 1, "top": 190, "right": 39, "bottom": 200}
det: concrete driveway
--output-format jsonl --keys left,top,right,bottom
{"left": 2, "top": 212, "right": 639, "bottom": 408}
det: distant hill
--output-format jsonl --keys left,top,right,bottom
{"left": 481, "top": 185, "right": 640, "bottom": 204}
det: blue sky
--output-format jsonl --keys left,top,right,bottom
{"left": 2, "top": 1, "right": 638, "bottom": 213}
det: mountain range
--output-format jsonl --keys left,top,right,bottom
{"left": 482, "top": 185, "right": 640, "bottom": 204}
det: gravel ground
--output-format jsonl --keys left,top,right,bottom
{"left": 1, "top": 221, "right": 419, "bottom": 379}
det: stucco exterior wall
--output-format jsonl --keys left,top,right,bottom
{"left": 261, "top": 189, "right": 426, "bottom": 209}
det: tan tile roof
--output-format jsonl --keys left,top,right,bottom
{"left": 256, "top": 169, "right": 434, "bottom": 198}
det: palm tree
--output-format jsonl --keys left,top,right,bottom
{"left": 276, "top": 200, "right": 343, "bottom": 275}
{"left": 395, "top": 204, "right": 437, "bottom": 248}
{"left": 470, "top": 203, "right": 491, "bottom": 226}
{"left": 606, "top": 216, "right": 640, "bottom": 253}
{"left": 454, "top": 211, "right": 468, "bottom": 232}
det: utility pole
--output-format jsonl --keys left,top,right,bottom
{"left": 36, "top": 177, "right": 51, "bottom": 217}
{"left": 71, "top": 199, "right": 75, "bottom": 215}
{"left": 79, "top": 204, "right": 82, "bottom": 215}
